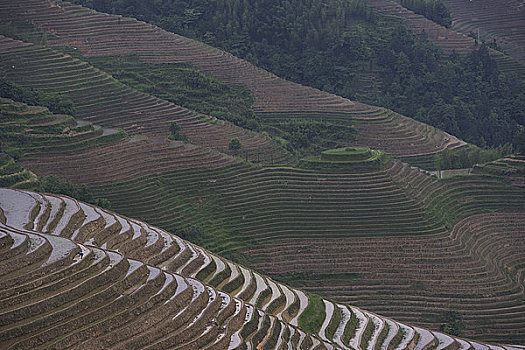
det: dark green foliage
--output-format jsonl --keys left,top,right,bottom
{"left": 240, "top": 310, "right": 260, "bottom": 339}
{"left": 222, "top": 271, "right": 244, "bottom": 293}
{"left": 272, "top": 120, "right": 356, "bottom": 155}
{"left": 388, "top": 326, "right": 405, "bottom": 350}
{"left": 251, "top": 315, "right": 271, "bottom": 346}
{"left": 85, "top": 55, "right": 259, "bottom": 130}
{"left": 71, "top": 0, "right": 523, "bottom": 147}
{"left": 195, "top": 258, "right": 216, "bottom": 281}
{"left": 379, "top": 41, "right": 523, "bottom": 147}
{"left": 169, "top": 121, "right": 187, "bottom": 141}
{"left": 436, "top": 144, "right": 513, "bottom": 170}
{"left": 0, "top": 77, "right": 75, "bottom": 115}
{"left": 401, "top": 0, "right": 451, "bottom": 27}
{"left": 514, "top": 129, "right": 525, "bottom": 154}
{"left": 375, "top": 322, "right": 390, "bottom": 350}
{"left": 229, "top": 138, "right": 241, "bottom": 152}
{"left": 255, "top": 287, "right": 271, "bottom": 308}
{"left": 440, "top": 310, "right": 464, "bottom": 336}
{"left": 36, "top": 175, "right": 111, "bottom": 209}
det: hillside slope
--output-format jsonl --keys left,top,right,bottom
{"left": 0, "top": 0, "right": 466, "bottom": 163}
{"left": 442, "top": 0, "right": 525, "bottom": 62}
{"left": 1, "top": 187, "right": 518, "bottom": 349}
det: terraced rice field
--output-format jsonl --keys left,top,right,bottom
{"left": 19, "top": 145, "right": 525, "bottom": 342}
{"left": 1, "top": 188, "right": 515, "bottom": 349}
{"left": 0, "top": 0, "right": 466, "bottom": 163}
{"left": 367, "top": 0, "right": 525, "bottom": 78}
{"left": 368, "top": 0, "right": 476, "bottom": 54}
{"left": 0, "top": 36, "right": 288, "bottom": 164}
{"left": 1, "top": 0, "right": 524, "bottom": 346}
{"left": 442, "top": 0, "right": 525, "bottom": 62}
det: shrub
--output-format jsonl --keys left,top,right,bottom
{"left": 229, "top": 138, "right": 241, "bottom": 152}
{"left": 168, "top": 121, "right": 187, "bottom": 141}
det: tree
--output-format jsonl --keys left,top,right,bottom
{"left": 514, "top": 129, "right": 525, "bottom": 154}
{"left": 169, "top": 121, "right": 187, "bottom": 141}
{"left": 229, "top": 138, "right": 242, "bottom": 152}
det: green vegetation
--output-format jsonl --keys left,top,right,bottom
{"left": 85, "top": 54, "right": 259, "bottom": 130}
{"left": 298, "top": 293, "right": 326, "bottom": 334}
{"left": 73, "top": 0, "right": 524, "bottom": 147}
{"left": 0, "top": 77, "right": 75, "bottom": 115}
{"left": 440, "top": 311, "right": 464, "bottom": 336}
{"left": 0, "top": 97, "right": 126, "bottom": 157}
{"left": 325, "top": 305, "right": 342, "bottom": 340}
{"left": 343, "top": 310, "right": 359, "bottom": 346}
{"left": 388, "top": 327, "right": 405, "bottom": 350}
{"left": 514, "top": 129, "right": 525, "bottom": 154}
{"left": 0, "top": 153, "right": 33, "bottom": 188}
{"left": 375, "top": 323, "right": 390, "bottom": 350}
{"left": 229, "top": 138, "right": 242, "bottom": 152}
{"left": 400, "top": 0, "right": 451, "bottom": 27}
{"left": 436, "top": 144, "right": 513, "bottom": 170}
{"left": 271, "top": 120, "right": 356, "bottom": 156}
{"left": 361, "top": 318, "right": 376, "bottom": 349}
{"left": 168, "top": 121, "right": 187, "bottom": 141}
{"left": 297, "top": 147, "right": 389, "bottom": 172}
{"left": 36, "top": 175, "right": 111, "bottom": 209}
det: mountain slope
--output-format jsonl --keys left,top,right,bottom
{"left": 1, "top": 187, "right": 519, "bottom": 349}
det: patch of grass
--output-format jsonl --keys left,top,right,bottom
{"left": 388, "top": 326, "right": 405, "bottom": 350}
{"left": 343, "top": 309, "right": 359, "bottom": 346}
{"left": 325, "top": 304, "right": 342, "bottom": 340}
{"left": 299, "top": 292, "right": 326, "bottom": 334}
{"left": 440, "top": 310, "right": 464, "bottom": 336}
{"left": 195, "top": 258, "right": 216, "bottom": 281}
{"left": 240, "top": 310, "right": 260, "bottom": 339}
{"left": 222, "top": 271, "right": 244, "bottom": 293}
{"left": 361, "top": 317, "right": 376, "bottom": 349}
{"left": 255, "top": 287, "right": 272, "bottom": 309}
{"left": 375, "top": 322, "right": 390, "bottom": 350}
{"left": 251, "top": 315, "right": 271, "bottom": 347}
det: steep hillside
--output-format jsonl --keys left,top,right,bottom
{"left": 0, "top": 0, "right": 466, "bottom": 163}
{"left": 56, "top": 0, "right": 524, "bottom": 146}
{"left": 0, "top": 0, "right": 524, "bottom": 345}
{"left": 442, "top": 0, "right": 525, "bottom": 62}
{"left": 0, "top": 188, "right": 516, "bottom": 349}
{"left": 368, "top": 0, "right": 525, "bottom": 79}
{"left": 18, "top": 142, "right": 525, "bottom": 341}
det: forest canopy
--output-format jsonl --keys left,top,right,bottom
{"left": 73, "top": 0, "right": 524, "bottom": 147}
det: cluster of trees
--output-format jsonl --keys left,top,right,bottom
{"left": 73, "top": 0, "right": 524, "bottom": 148}
{"left": 273, "top": 120, "right": 356, "bottom": 154}
{"left": 400, "top": 0, "right": 451, "bottom": 27}
{"left": 0, "top": 77, "right": 75, "bottom": 115}
{"left": 436, "top": 143, "right": 514, "bottom": 170}
{"left": 168, "top": 121, "right": 187, "bottom": 141}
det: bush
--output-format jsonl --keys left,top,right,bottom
{"left": 229, "top": 138, "right": 241, "bottom": 152}
{"left": 168, "top": 121, "right": 187, "bottom": 141}
{"left": 440, "top": 311, "right": 464, "bottom": 336}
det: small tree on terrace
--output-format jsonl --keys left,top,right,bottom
{"left": 169, "top": 121, "right": 187, "bottom": 141}
{"left": 229, "top": 138, "right": 242, "bottom": 153}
